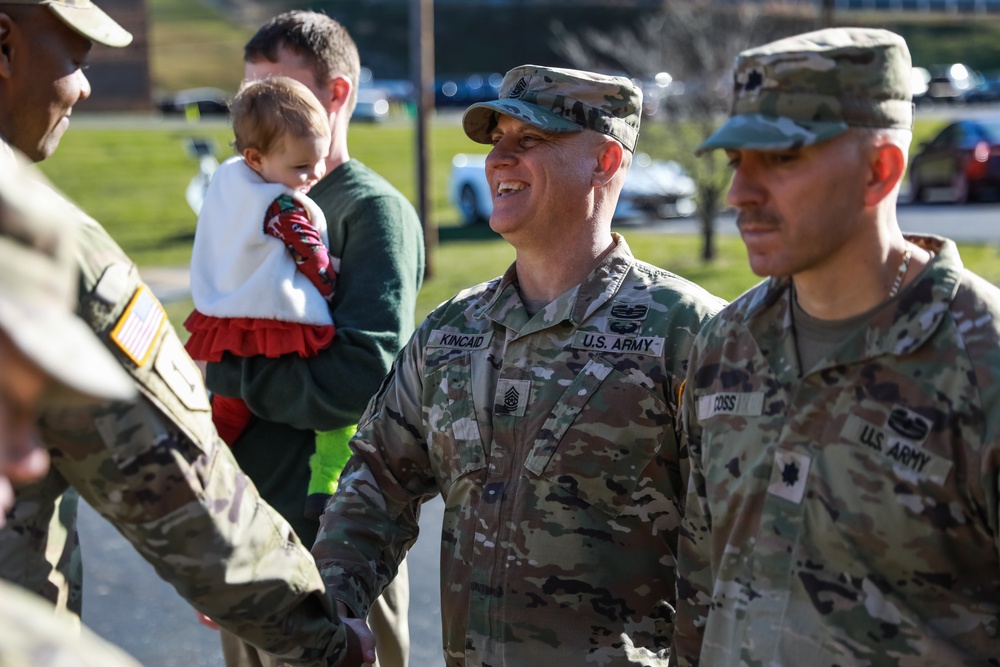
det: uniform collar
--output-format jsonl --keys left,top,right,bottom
{"left": 475, "top": 233, "right": 636, "bottom": 334}
{"left": 741, "top": 234, "right": 963, "bottom": 373}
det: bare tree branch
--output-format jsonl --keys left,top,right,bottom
{"left": 551, "top": 0, "right": 817, "bottom": 261}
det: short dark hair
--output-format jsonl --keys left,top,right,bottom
{"left": 230, "top": 76, "right": 330, "bottom": 155}
{"left": 244, "top": 10, "right": 360, "bottom": 115}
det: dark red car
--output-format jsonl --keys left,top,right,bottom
{"left": 909, "top": 118, "right": 1000, "bottom": 203}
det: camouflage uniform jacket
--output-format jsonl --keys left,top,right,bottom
{"left": 313, "top": 235, "right": 724, "bottom": 666}
{"left": 675, "top": 235, "right": 1000, "bottom": 666}
{"left": 0, "top": 579, "right": 141, "bottom": 666}
{"left": 0, "top": 160, "right": 357, "bottom": 666}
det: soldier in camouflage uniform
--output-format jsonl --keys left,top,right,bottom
{"left": 311, "top": 65, "right": 724, "bottom": 666}
{"left": 0, "top": 151, "right": 139, "bottom": 665}
{"left": 675, "top": 28, "right": 1000, "bottom": 666}
{"left": 0, "top": 2, "right": 372, "bottom": 664}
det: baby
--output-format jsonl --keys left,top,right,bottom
{"left": 185, "top": 76, "right": 349, "bottom": 519}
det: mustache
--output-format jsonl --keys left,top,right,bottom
{"left": 736, "top": 209, "right": 783, "bottom": 228}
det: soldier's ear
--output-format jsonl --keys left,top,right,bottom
{"left": 592, "top": 138, "right": 624, "bottom": 188}
{"left": 864, "top": 140, "right": 906, "bottom": 208}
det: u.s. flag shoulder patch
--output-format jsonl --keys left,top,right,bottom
{"left": 110, "top": 286, "right": 166, "bottom": 366}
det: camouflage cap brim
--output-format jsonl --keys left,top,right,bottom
{"left": 699, "top": 28, "right": 913, "bottom": 158}
{"left": 49, "top": 0, "right": 132, "bottom": 47}
{"left": 695, "top": 114, "right": 849, "bottom": 156}
{"left": 462, "top": 65, "right": 642, "bottom": 152}
{"left": 2, "top": 0, "right": 133, "bottom": 47}
{"left": 463, "top": 99, "right": 584, "bottom": 144}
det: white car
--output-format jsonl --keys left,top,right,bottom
{"left": 448, "top": 152, "right": 696, "bottom": 225}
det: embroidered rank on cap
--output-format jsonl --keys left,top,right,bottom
{"left": 110, "top": 285, "right": 166, "bottom": 366}
{"left": 572, "top": 331, "right": 664, "bottom": 356}
{"left": 509, "top": 76, "right": 530, "bottom": 99}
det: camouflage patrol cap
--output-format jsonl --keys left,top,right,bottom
{"left": 1, "top": 0, "right": 133, "bottom": 48}
{"left": 463, "top": 65, "right": 642, "bottom": 152}
{"left": 0, "top": 151, "right": 134, "bottom": 403}
{"left": 696, "top": 27, "right": 913, "bottom": 156}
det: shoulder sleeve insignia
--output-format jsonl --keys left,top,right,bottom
{"left": 110, "top": 286, "right": 166, "bottom": 366}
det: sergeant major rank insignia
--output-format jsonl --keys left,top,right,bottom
{"left": 494, "top": 378, "right": 530, "bottom": 417}
{"left": 508, "top": 76, "right": 530, "bottom": 99}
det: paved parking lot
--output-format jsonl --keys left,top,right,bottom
{"left": 80, "top": 496, "right": 446, "bottom": 667}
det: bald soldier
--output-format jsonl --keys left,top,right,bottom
{"left": 0, "top": 2, "right": 371, "bottom": 664}
{"left": 675, "top": 27, "right": 1000, "bottom": 665}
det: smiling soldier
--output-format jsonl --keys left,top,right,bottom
{"left": 310, "top": 65, "right": 724, "bottom": 666}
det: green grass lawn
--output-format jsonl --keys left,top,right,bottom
{"left": 161, "top": 230, "right": 1000, "bottom": 336}
{"left": 38, "top": 116, "right": 952, "bottom": 265}
{"left": 36, "top": 115, "right": 1000, "bottom": 332}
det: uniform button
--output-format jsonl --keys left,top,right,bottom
{"left": 483, "top": 482, "right": 505, "bottom": 503}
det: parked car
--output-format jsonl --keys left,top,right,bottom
{"left": 354, "top": 86, "right": 390, "bottom": 122}
{"left": 436, "top": 73, "right": 503, "bottom": 107}
{"left": 960, "top": 77, "right": 1000, "bottom": 105}
{"left": 448, "top": 152, "right": 696, "bottom": 225}
{"left": 908, "top": 118, "right": 1000, "bottom": 204}
{"left": 914, "top": 63, "right": 983, "bottom": 106}
{"left": 157, "top": 87, "right": 230, "bottom": 117}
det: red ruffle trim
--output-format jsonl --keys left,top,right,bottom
{"left": 184, "top": 310, "right": 335, "bottom": 362}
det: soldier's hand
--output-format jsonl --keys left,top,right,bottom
{"left": 337, "top": 601, "right": 376, "bottom": 665}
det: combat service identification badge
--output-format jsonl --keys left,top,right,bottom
{"left": 154, "top": 334, "right": 211, "bottom": 412}
{"left": 110, "top": 286, "right": 166, "bottom": 366}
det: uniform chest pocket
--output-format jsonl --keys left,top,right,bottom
{"left": 524, "top": 357, "right": 670, "bottom": 517}
{"left": 424, "top": 352, "right": 488, "bottom": 489}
